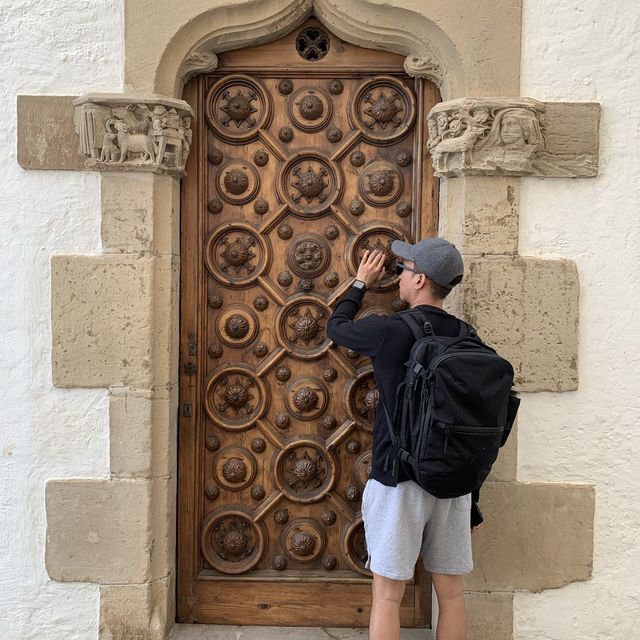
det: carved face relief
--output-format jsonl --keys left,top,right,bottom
{"left": 499, "top": 114, "right": 527, "bottom": 147}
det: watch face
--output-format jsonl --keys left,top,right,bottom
{"left": 353, "top": 280, "right": 365, "bottom": 290}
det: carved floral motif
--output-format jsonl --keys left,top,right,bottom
{"left": 293, "top": 387, "right": 319, "bottom": 413}
{"left": 216, "top": 375, "right": 255, "bottom": 416}
{"left": 363, "top": 89, "right": 403, "bottom": 129}
{"left": 212, "top": 516, "right": 254, "bottom": 561}
{"left": 223, "top": 168, "right": 249, "bottom": 194}
{"left": 284, "top": 449, "right": 326, "bottom": 491}
{"left": 220, "top": 88, "right": 258, "bottom": 128}
{"left": 222, "top": 457, "right": 247, "bottom": 483}
{"left": 219, "top": 234, "right": 256, "bottom": 275}
{"left": 292, "top": 165, "right": 328, "bottom": 203}
{"left": 225, "top": 314, "right": 249, "bottom": 339}
{"left": 286, "top": 306, "right": 326, "bottom": 346}
{"left": 288, "top": 234, "right": 330, "bottom": 277}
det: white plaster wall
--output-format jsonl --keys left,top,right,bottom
{"left": 0, "top": 2, "right": 123, "bottom": 639}
{"left": 516, "top": 1, "right": 640, "bottom": 639}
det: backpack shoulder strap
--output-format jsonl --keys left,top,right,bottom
{"left": 398, "top": 310, "right": 434, "bottom": 341}
{"left": 457, "top": 318, "right": 478, "bottom": 338}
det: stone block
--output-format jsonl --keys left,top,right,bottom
{"left": 487, "top": 419, "right": 518, "bottom": 482}
{"left": 460, "top": 256, "right": 579, "bottom": 392}
{"left": 152, "top": 255, "right": 180, "bottom": 391}
{"left": 45, "top": 478, "right": 153, "bottom": 583}
{"left": 539, "top": 102, "right": 601, "bottom": 177}
{"left": 461, "top": 177, "right": 520, "bottom": 255}
{"left": 51, "top": 254, "right": 178, "bottom": 388}
{"left": 17, "top": 95, "right": 83, "bottom": 171}
{"left": 466, "top": 481, "right": 594, "bottom": 592}
{"left": 464, "top": 591, "right": 513, "bottom": 640}
{"left": 101, "top": 173, "right": 180, "bottom": 255}
{"left": 150, "top": 474, "right": 177, "bottom": 581}
{"left": 109, "top": 385, "right": 178, "bottom": 478}
{"left": 99, "top": 572, "right": 174, "bottom": 640}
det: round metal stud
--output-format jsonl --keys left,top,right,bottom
{"left": 328, "top": 79, "right": 344, "bottom": 95}
{"left": 279, "top": 126, "right": 294, "bottom": 142}
{"left": 251, "top": 438, "right": 266, "bottom": 453}
{"left": 208, "top": 198, "right": 223, "bottom": 215}
{"left": 254, "top": 198, "right": 269, "bottom": 215}
{"left": 278, "top": 79, "right": 294, "bottom": 95}
{"left": 208, "top": 148, "right": 223, "bottom": 165}
{"left": 350, "top": 151, "right": 365, "bottom": 167}
{"left": 254, "top": 149, "right": 269, "bottom": 166}
{"left": 396, "top": 202, "right": 412, "bottom": 218}
{"left": 208, "top": 343, "right": 223, "bottom": 359}
{"left": 205, "top": 435, "right": 221, "bottom": 452}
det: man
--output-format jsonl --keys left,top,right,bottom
{"left": 327, "top": 237, "right": 474, "bottom": 640}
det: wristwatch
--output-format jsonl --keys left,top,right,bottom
{"left": 352, "top": 279, "right": 367, "bottom": 292}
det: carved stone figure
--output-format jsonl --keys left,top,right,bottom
{"left": 426, "top": 98, "right": 546, "bottom": 176}
{"left": 99, "top": 129, "right": 119, "bottom": 162}
{"left": 113, "top": 119, "right": 156, "bottom": 164}
{"left": 74, "top": 94, "right": 194, "bottom": 174}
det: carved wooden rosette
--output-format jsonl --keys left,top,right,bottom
{"left": 200, "top": 508, "right": 266, "bottom": 574}
{"left": 182, "top": 38, "right": 438, "bottom": 585}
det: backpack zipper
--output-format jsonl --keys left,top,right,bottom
{"left": 437, "top": 423, "right": 504, "bottom": 454}
{"left": 429, "top": 350, "right": 509, "bottom": 372}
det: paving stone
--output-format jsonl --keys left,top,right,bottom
{"left": 168, "top": 624, "right": 432, "bottom": 639}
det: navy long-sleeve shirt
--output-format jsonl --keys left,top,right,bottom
{"left": 327, "top": 285, "right": 463, "bottom": 486}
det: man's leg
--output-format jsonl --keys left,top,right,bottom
{"left": 369, "top": 572, "right": 406, "bottom": 640}
{"left": 431, "top": 572, "right": 467, "bottom": 640}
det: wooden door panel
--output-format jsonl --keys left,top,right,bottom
{"left": 178, "top": 20, "right": 439, "bottom": 627}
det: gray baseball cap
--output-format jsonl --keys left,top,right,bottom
{"left": 391, "top": 237, "right": 464, "bottom": 289}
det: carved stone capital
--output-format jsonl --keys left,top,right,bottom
{"left": 73, "top": 94, "right": 195, "bottom": 176}
{"left": 427, "top": 98, "right": 600, "bottom": 178}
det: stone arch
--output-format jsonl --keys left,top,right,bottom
{"left": 153, "top": 0, "right": 466, "bottom": 98}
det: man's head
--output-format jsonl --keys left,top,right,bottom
{"left": 391, "top": 237, "right": 463, "bottom": 303}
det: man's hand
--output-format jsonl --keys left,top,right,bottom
{"left": 356, "top": 249, "right": 387, "bottom": 288}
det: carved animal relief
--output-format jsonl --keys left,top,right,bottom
{"left": 74, "top": 95, "right": 194, "bottom": 174}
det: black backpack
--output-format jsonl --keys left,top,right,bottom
{"left": 382, "top": 310, "right": 520, "bottom": 499}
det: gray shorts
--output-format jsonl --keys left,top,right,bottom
{"left": 361, "top": 478, "right": 473, "bottom": 580}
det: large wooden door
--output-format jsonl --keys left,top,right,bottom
{"left": 178, "top": 20, "right": 440, "bottom": 627}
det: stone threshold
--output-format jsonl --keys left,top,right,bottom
{"left": 168, "top": 624, "right": 432, "bottom": 639}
